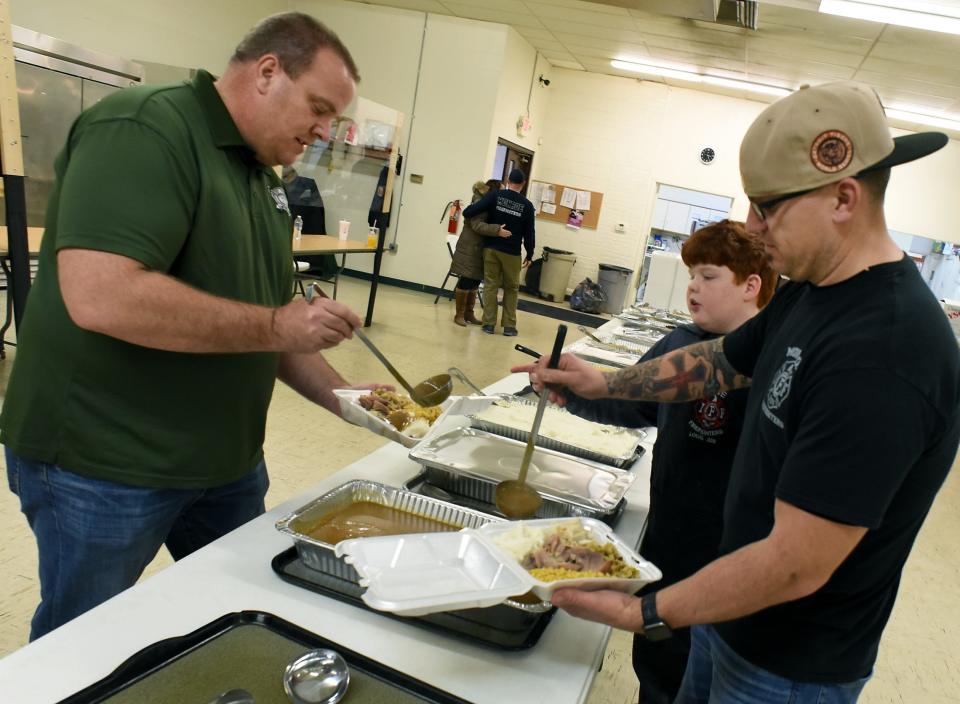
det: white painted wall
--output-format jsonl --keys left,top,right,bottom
{"left": 486, "top": 32, "right": 549, "bottom": 177}
{"left": 533, "top": 70, "right": 763, "bottom": 296}
{"left": 11, "top": 0, "right": 283, "bottom": 73}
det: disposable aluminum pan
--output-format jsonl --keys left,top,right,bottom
{"left": 468, "top": 397, "right": 646, "bottom": 468}
{"left": 275, "top": 479, "right": 550, "bottom": 613}
{"left": 404, "top": 469, "right": 626, "bottom": 526}
{"left": 409, "top": 427, "right": 636, "bottom": 516}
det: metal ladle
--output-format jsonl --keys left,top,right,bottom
{"left": 447, "top": 367, "right": 485, "bottom": 395}
{"left": 308, "top": 284, "right": 451, "bottom": 407}
{"left": 494, "top": 324, "right": 567, "bottom": 519}
{"left": 283, "top": 649, "right": 350, "bottom": 704}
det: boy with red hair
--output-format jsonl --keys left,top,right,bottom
{"left": 563, "top": 219, "right": 777, "bottom": 703}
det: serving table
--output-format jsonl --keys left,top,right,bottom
{"left": 0, "top": 361, "right": 654, "bottom": 704}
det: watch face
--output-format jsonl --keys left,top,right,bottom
{"left": 700, "top": 147, "right": 716, "bottom": 164}
{"left": 644, "top": 622, "right": 673, "bottom": 642}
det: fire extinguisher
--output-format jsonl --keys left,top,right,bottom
{"left": 441, "top": 199, "right": 462, "bottom": 234}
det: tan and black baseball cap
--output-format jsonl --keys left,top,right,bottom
{"left": 740, "top": 81, "right": 948, "bottom": 201}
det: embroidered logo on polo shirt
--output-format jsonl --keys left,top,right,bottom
{"left": 270, "top": 186, "right": 290, "bottom": 215}
{"left": 762, "top": 346, "right": 802, "bottom": 429}
{"left": 810, "top": 130, "right": 853, "bottom": 173}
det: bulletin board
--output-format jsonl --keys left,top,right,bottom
{"left": 531, "top": 180, "right": 604, "bottom": 230}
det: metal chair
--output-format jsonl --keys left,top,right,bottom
{"left": 433, "top": 235, "right": 485, "bottom": 307}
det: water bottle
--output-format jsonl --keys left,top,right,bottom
{"left": 293, "top": 215, "right": 303, "bottom": 241}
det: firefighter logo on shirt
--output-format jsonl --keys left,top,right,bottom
{"left": 688, "top": 393, "right": 728, "bottom": 444}
{"left": 762, "top": 346, "right": 802, "bottom": 429}
{"left": 694, "top": 395, "right": 727, "bottom": 430}
{"left": 270, "top": 186, "right": 290, "bottom": 215}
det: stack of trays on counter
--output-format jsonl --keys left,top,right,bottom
{"left": 567, "top": 336, "right": 644, "bottom": 368}
{"left": 336, "top": 517, "right": 662, "bottom": 617}
{"left": 275, "top": 479, "right": 549, "bottom": 614}
{"left": 406, "top": 396, "right": 643, "bottom": 525}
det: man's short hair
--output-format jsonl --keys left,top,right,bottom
{"left": 681, "top": 219, "right": 779, "bottom": 308}
{"left": 507, "top": 168, "right": 526, "bottom": 185}
{"left": 232, "top": 12, "right": 360, "bottom": 82}
{"left": 857, "top": 168, "right": 891, "bottom": 206}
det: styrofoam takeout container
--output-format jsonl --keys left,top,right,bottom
{"left": 333, "top": 389, "right": 456, "bottom": 448}
{"left": 335, "top": 517, "right": 661, "bottom": 617}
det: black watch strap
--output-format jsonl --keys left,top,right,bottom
{"left": 641, "top": 592, "right": 673, "bottom": 641}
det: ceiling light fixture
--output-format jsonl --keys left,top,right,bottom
{"left": 884, "top": 106, "right": 960, "bottom": 131}
{"left": 610, "top": 59, "right": 791, "bottom": 97}
{"left": 819, "top": 0, "right": 960, "bottom": 35}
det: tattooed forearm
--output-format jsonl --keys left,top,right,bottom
{"left": 602, "top": 337, "right": 750, "bottom": 402}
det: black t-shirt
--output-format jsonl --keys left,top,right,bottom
{"left": 566, "top": 324, "right": 749, "bottom": 588}
{"left": 718, "top": 256, "right": 960, "bottom": 683}
{"left": 462, "top": 188, "right": 535, "bottom": 260}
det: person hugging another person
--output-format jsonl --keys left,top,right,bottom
{"left": 462, "top": 168, "right": 536, "bottom": 337}
{"left": 561, "top": 220, "right": 778, "bottom": 704}
{"left": 449, "top": 179, "right": 510, "bottom": 327}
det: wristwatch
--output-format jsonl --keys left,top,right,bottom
{"left": 640, "top": 592, "right": 673, "bottom": 641}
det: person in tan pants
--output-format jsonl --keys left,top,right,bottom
{"left": 464, "top": 168, "right": 535, "bottom": 336}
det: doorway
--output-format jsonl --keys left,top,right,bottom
{"left": 492, "top": 138, "right": 534, "bottom": 196}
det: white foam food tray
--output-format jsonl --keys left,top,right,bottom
{"left": 335, "top": 517, "right": 661, "bottom": 617}
{"left": 333, "top": 389, "right": 457, "bottom": 448}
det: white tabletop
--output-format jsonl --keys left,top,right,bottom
{"left": 0, "top": 365, "right": 653, "bottom": 703}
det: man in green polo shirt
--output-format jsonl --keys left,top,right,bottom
{"left": 1, "top": 13, "right": 382, "bottom": 640}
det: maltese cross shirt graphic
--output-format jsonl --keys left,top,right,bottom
{"left": 762, "top": 346, "right": 802, "bottom": 429}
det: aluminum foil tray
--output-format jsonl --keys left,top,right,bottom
{"left": 409, "top": 427, "right": 636, "bottom": 514}
{"left": 275, "top": 479, "right": 548, "bottom": 613}
{"left": 404, "top": 469, "right": 626, "bottom": 526}
{"left": 468, "top": 398, "right": 646, "bottom": 468}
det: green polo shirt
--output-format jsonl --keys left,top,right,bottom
{"left": 0, "top": 70, "right": 294, "bottom": 488}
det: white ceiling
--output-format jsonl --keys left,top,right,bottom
{"left": 354, "top": 0, "right": 960, "bottom": 122}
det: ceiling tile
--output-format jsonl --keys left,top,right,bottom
{"left": 870, "top": 41, "right": 960, "bottom": 71}
{"left": 759, "top": 4, "right": 883, "bottom": 39}
{"left": 524, "top": 1, "right": 635, "bottom": 29}
{"left": 746, "top": 37, "right": 864, "bottom": 68}
{"left": 875, "top": 24, "right": 960, "bottom": 53}
{"left": 539, "top": 19, "right": 648, "bottom": 43}
{"left": 364, "top": 0, "right": 451, "bottom": 12}
{"left": 440, "top": 3, "right": 546, "bottom": 29}
{"left": 860, "top": 57, "right": 960, "bottom": 88}
{"left": 440, "top": 0, "right": 528, "bottom": 12}
{"left": 747, "top": 51, "right": 856, "bottom": 82}
{"left": 854, "top": 69, "right": 960, "bottom": 102}
{"left": 526, "top": 0, "right": 633, "bottom": 15}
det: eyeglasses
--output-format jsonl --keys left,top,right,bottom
{"left": 749, "top": 187, "right": 820, "bottom": 222}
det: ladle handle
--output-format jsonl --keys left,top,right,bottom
{"left": 577, "top": 324, "right": 604, "bottom": 344}
{"left": 353, "top": 328, "right": 418, "bottom": 397}
{"left": 514, "top": 344, "right": 542, "bottom": 359}
{"left": 448, "top": 367, "right": 485, "bottom": 395}
{"left": 548, "top": 325, "right": 568, "bottom": 369}
{"left": 516, "top": 324, "right": 567, "bottom": 485}
{"left": 309, "top": 284, "right": 418, "bottom": 397}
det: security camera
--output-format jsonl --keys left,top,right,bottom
{"left": 538, "top": 75, "right": 550, "bottom": 87}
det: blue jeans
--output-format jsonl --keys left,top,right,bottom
{"left": 675, "top": 625, "right": 871, "bottom": 704}
{"left": 5, "top": 449, "right": 268, "bottom": 640}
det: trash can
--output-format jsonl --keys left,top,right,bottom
{"left": 597, "top": 263, "right": 633, "bottom": 314}
{"left": 539, "top": 247, "right": 577, "bottom": 302}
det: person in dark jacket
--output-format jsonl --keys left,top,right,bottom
{"left": 450, "top": 179, "right": 510, "bottom": 326}
{"left": 463, "top": 168, "right": 535, "bottom": 336}
{"left": 564, "top": 220, "right": 778, "bottom": 704}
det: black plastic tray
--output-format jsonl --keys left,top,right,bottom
{"left": 58, "top": 610, "right": 470, "bottom": 704}
{"left": 272, "top": 547, "right": 555, "bottom": 651}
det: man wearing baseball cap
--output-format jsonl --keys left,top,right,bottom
{"left": 513, "top": 82, "right": 960, "bottom": 702}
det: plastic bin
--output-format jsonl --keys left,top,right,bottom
{"left": 598, "top": 263, "right": 633, "bottom": 314}
{"left": 539, "top": 247, "right": 576, "bottom": 302}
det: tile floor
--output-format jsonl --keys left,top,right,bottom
{"left": 0, "top": 278, "right": 957, "bottom": 703}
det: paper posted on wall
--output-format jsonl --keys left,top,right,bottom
{"left": 529, "top": 181, "right": 544, "bottom": 205}
{"left": 543, "top": 185, "right": 556, "bottom": 204}
{"left": 560, "top": 187, "right": 577, "bottom": 209}
{"left": 576, "top": 190, "right": 592, "bottom": 211}
{"left": 541, "top": 202, "right": 557, "bottom": 215}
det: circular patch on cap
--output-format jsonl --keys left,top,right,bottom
{"left": 810, "top": 130, "right": 854, "bottom": 173}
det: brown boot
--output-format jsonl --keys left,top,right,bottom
{"left": 454, "top": 289, "right": 468, "bottom": 326}
{"left": 464, "top": 289, "right": 483, "bottom": 325}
